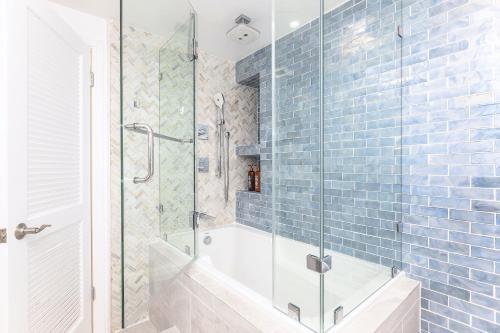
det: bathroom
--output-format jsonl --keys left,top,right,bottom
{"left": 1, "top": 0, "right": 500, "bottom": 332}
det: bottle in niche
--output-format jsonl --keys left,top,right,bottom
{"left": 254, "top": 164, "right": 261, "bottom": 193}
{"left": 248, "top": 165, "right": 255, "bottom": 191}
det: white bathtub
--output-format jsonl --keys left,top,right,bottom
{"left": 192, "top": 223, "right": 393, "bottom": 331}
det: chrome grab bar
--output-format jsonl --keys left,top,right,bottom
{"left": 126, "top": 125, "right": 193, "bottom": 143}
{"left": 124, "top": 123, "right": 154, "bottom": 183}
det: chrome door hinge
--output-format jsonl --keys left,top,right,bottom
{"left": 392, "top": 266, "right": 399, "bottom": 278}
{"left": 193, "top": 38, "right": 198, "bottom": 60}
{"left": 0, "top": 228, "right": 6, "bottom": 243}
{"left": 157, "top": 203, "right": 164, "bottom": 214}
{"left": 90, "top": 71, "right": 95, "bottom": 88}
{"left": 288, "top": 303, "right": 300, "bottom": 322}
{"left": 334, "top": 306, "right": 344, "bottom": 325}
{"left": 91, "top": 286, "right": 96, "bottom": 301}
{"left": 397, "top": 25, "right": 403, "bottom": 38}
{"left": 188, "top": 38, "right": 198, "bottom": 61}
{"left": 306, "top": 254, "right": 332, "bottom": 273}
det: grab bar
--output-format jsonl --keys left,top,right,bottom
{"left": 124, "top": 123, "right": 154, "bottom": 183}
{"left": 126, "top": 125, "right": 193, "bottom": 143}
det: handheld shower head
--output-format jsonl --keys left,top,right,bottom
{"left": 214, "top": 93, "right": 225, "bottom": 109}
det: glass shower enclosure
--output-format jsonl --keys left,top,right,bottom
{"left": 120, "top": 0, "right": 196, "bottom": 328}
{"left": 272, "top": 0, "right": 403, "bottom": 331}
{"left": 119, "top": 0, "right": 402, "bottom": 331}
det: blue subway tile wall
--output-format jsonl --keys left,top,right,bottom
{"left": 236, "top": 0, "right": 500, "bottom": 331}
{"left": 401, "top": 0, "right": 500, "bottom": 331}
{"left": 322, "top": 0, "right": 403, "bottom": 269}
{"left": 236, "top": 0, "right": 402, "bottom": 264}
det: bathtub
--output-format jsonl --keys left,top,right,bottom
{"left": 154, "top": 223, "right": 419, "bottom": 332}
{"left": 192, "top": 223, "right": 394, "bottom": 331}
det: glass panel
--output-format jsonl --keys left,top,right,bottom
{"left": 121, "top": 0, "right": 196, "bottom": 328}
{"left": 158, "top": 15, "right": 196, "bottom": 255}
{"left": 272, "top": 0, "right": 322, "bottom": 331}
{"left": 322, "top": 0, "right": 403, "bottom": 330}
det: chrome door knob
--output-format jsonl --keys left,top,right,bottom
{"left": 15, "top": 223, "right": 52, "bottom": 240}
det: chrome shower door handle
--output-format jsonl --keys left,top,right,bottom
{"left": 15, "top": 223, "right": 52, "bottom": 240}
{"left": 125, "top": 123, "right": 155, "bottom": 183}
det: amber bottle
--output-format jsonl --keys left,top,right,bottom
{"left": 254, "top": 164, "right": 261, "bottom": 192}
{"left": 248, "top": 165, "right": 255, "bottom": 191}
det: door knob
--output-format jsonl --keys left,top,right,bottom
{"left": 15, "top": 223, "right": 51, "bottom": 240}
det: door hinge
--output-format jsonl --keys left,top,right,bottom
{"left": 396, "top": 222, "right": 403, "bottom": 233}
{"left": 158, "top": 72, "right": 163, "bottom": 81}
{"left": 91, "top": 286, "right": 96, "bottom": 301}
{"left": 306, "top": 254, "right": 332, "bottom": 273}
{"left": 90, "top": 71, "right": 95, "bottom": 88}
{"left": 288, "top": 303, "right": 300, "bottom": 322}
{"left": 0, "top": 228, "right": 6, "bottom": 243}
{"left": 334, "top": 306, "right": 344, "bottom": 324}
{"left": 189, "top": 38, "right": 198, "bottom": 61}
{"left": 392, "top": 266, "right": 399, "bottom": 278}
{"left": 397, "top": 25, "right": 403, "bottom": 38}
{"left": 193, "top": 38, "right": 198, "bottom": 60}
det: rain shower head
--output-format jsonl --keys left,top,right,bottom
{"left": 226, "top": 14, "right": 260, "bottom": 45}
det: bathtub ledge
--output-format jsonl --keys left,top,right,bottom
{"left": 332, "top": 273, "right": 420, "bottom": 333}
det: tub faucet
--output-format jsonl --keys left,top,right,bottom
{"left": 192, "top": 211, "right": 215, "bottom": 228}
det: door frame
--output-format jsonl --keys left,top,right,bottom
{"left": 50, "top": 5, "right": 112, "bottom": 333}
{"left": 0, "top": 0, "right": 9, "bottom": 331}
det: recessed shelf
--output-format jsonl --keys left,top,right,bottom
{"left": 235, "top": 144, "right": 261, "bottom": 157}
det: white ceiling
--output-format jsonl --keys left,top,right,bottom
{"left": 190, "top": 0, "right": 271, "bottom": 61}
{"left": 50, "top": 0, "right": 344, "bottom": 62}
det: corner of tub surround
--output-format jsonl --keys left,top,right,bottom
{"left": 333, "top": 273, "right": 420, "bottom": 333}
{"left": 149, "top": 241, "right": 420, "bottom": 333}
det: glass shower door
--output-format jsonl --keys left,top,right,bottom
{"left": 158, "top": 14, "right": 196, "bottom": 256}
{"left": 273, "top": 0, "right": 403, "bottom": 331}
{"left": 272, "top": 0, "right": 323, "bottom": 331}
{"left": 120, "top": 0, "right": 196, "bottom": 329}
{"left": 321, "top": 0, "right": 403, "bottom": 330}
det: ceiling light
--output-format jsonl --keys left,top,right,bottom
{"left": 289, "top": 20, "right": 300, "bottom": 28}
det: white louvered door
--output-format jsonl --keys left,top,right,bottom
{"left": 6, "top": 0, "right": 92, "bottom": 332}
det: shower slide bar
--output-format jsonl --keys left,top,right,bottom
{"left": 125, "top": 124, "right": 193, "bottom": 144}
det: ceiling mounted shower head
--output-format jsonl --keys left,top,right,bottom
{"left": 226, "top": 14, "right": 260, "bottom": 45}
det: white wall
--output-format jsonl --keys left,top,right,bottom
{"left": 50, "top": 3, "right": 111, "bottom": 332}
{"left": 0, "top": 0, "right": 9, "bottom": 330}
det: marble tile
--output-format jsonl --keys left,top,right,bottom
{"left": 196, "top": 51, "right": 259, "bottom": 228}
{"left": 337, "top": 275, "right": 420, "bottom": 333}
{"left": 190, "top": 295, "right": 232, "bottom": 333}
{"left": 120, "top": 320, "right": 158, "bottom": 333}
